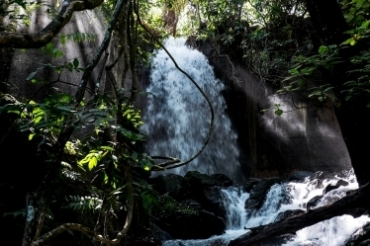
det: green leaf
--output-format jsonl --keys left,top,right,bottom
{"left": 341, "top": 38, "right": 354, "bottom": 46}
{"left": 275, "top": 109, "right": 283, "bottom": 116}
{"left": 88, "top": 156, "right": 98, "bottom": 170}
{"left": 28, "top": 133, "right": 36, "bottom": 141}
{"left": 318, "top": 45, "right": 329, "bottom": 54}
{"left": 297, "top": 79, "right": 306, "bottom": 87}
{"left": 356, "top": 0, "right": 364, "bottom": 9}
{"left": 73, "top": 58, "right": 79, "bottom": 68}
{"left": 26, "top": 71, "right": 38, "bottom": 81}
{"left": 362, "top": 20, "right": 370, "bottom": 29}
{"left": 100, "top": 146, "right": 114, "bottom": 151}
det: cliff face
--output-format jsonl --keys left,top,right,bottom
{"left": 192, "top": 40, "right": 351, "bottom": 177}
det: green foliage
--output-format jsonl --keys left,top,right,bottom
{"left": 0, "top": 93, "right": 75, "bottom": 142}
{"left": 341, "top": 0, "right": 370, "bottom": 26}
{"left": 60, "top": 33, "right": 96, "bottom": 44}
{"left": 342, "top": 20, "right": 370, "bottom": 46}
{"left": 274, "top": 103, "right": 283, "bottom": 116}
{"left": 279, "top": 0, "right": 370, "bottom": 108}
{"left": 63, "top": 195, "right": 102, "bottom": 214}
{"left": 277, "top": 45, "right": 341, "bottom": 101}
{"left": 342, "top": 49, "right": 370, "bottom": 106}
{"left": 155, "top": 194, "right": 198, "bottom": 219}
{"left": 184, "top": 0, "right": 312, "bottom": 85}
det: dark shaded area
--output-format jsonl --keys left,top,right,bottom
{"left": 150, "top": 171, "right": 235, "bottom": 239}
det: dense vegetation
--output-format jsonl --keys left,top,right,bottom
{"left": 1, "top": 0, "right": 370, "bottom": 245}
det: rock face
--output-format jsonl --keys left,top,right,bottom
{"left": 190, "top": 39, "right": 352, "bottom": 176}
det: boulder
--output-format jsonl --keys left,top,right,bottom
{"left": 274, "top": 209, "right": 305, "bottom": 222}
{"left": 243, "top": 178, "right": 261, "bottom": 193}
{"left": 307, "top": 196, "right": 323, "bottom": 210}
{"left": 151, "top": 224, "right": 172, "bottom": 241}
{"left": 359, "top": 239, "right": 370, "bottom": 246}
{"left": 287, "top": 171, "right": 315, "bottom": 183}
{"left": 324, "top": 179, "right": 349, "bottom": 194}
{"left": 172, "top": 171, "right": 228, "bottom": 218}
{"left": 345, "top": 222, "right": 370, "bottom": 246}
{"left": 210, "top": 173, "right": 234, "bottom": 187}
{"left": 149, "top": 174, "right": 183, "bottom": 194}
{"left": 134, "top": 240, "right": 159, "bottom": 246}
{"left": 245, "top": 177, "right": 280, "bottom": 214}
{"left": 169, "top": 209, "right": 226, "bottom": 239}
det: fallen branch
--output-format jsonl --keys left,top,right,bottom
{"left": 229, "top": 183, "right": 370, "bottom": 246}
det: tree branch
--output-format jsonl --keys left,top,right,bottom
{"left": 0, "top": 0, "right": 104, "bottom": 48}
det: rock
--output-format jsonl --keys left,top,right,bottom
{"left": 245, "top": 177, "right": 280, "bottom": 214}
{"left": 203, "top": 186, "right": 227, "bottom": 219}
{"left": 324, "top": 179, "right": 349, "bottom": 194}
{"left": 287, "top": 171, "right": 315, "bottom": 182}
{"left": 210, "top": 173, "right": 234, "bottom": 187}
{"left": 208, "top": 238, "right": 228, "bottom": 246}
{"left": 308, "top": 178, "right": 324, "bottom": 189}
{"left": 172, "top": 171, "right": 227, "bottom": 218}
{"left": 359, "top": 239, "right": 370, "bottom": 246}
{"left": 181, "top": 171, "right": 217, "bottom": 190}
{"left": 134, "top": 239, "right": 159, "bottom": 246}
{"left": 149, "top": 174, "right": 183, "bottom": 194}
{"left": 307, "top": 196, "right": 323, "bottom": 210}
{"left": 151, "top": 224, "right": 172, "bottom": 241}
{"left": 274, "top": 209, "right": 305, "bottom": 222}
{"left": 169, "top": 209, "right": 226, "bottom": 239}
{"left": 344, "top": 222, "right": 370, "bottom": 246}
{"left": 262, "top": 233, "right": 296, "bottom": 246}
{"left": 315, "top": 171, "right": 337, "bottom": 180}
{"left": 243, "top": 178, "right": 261, "bottom": 192}
{"left": 152, "top": 171, "right": 235, "bottom": 239}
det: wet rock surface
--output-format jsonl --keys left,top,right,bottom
{"left": 345, "top": 222, "right": 370, "bottom": 246}
{"left": 245, "top": 177, "right": 280, "bottom": 214}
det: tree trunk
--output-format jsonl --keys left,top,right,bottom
{"left": 304, "top": 0, "right": 349, "bottom": 45}
{"left": 303, "top": 0, "right": 370, "bottom": 185}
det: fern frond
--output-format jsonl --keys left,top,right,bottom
{"left": 63, "top": 195, "right": 102, "bottom": 214}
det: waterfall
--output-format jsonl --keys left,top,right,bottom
{"left": 143, "top": 38, "right": 369, "bottom": 246}
{"left": 142, "top": 37, "right": 241, "bottom": 179}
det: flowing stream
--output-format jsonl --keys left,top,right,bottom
{"left": 142, "top": 38, "right": 369, "bottom": 245}
{"left": 162, "top": 173, "right": 369, "bottom": 246}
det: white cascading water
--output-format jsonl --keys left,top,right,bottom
{"left": 163, "top": 173, "right": 370, "bottom": 246}
{"left": 142, "top": 37, "right": 240, "bottom": 179}
{"left": 144, "top": 38, "right": 370, "bottom": 245}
